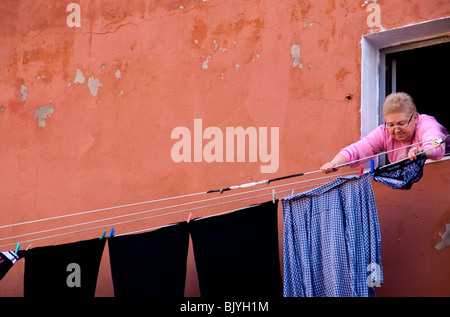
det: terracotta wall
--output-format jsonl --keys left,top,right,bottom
{"left": 374, "top": 160, "right": 450, "bottom": 297}
{"left": 0, "top": 0, "right": 448, "bottom": 297}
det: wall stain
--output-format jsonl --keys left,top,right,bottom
{"left": 87, "top": 77, "right": 103, "bottom": 96}
{"left": 435, "top": 223, "right": 450, "bottom": 250}
{"left": 291, "top": 44, "right": 302, "bottom": 69}
{"left": 34, "top": 105, "right": 54, "bottom": 128}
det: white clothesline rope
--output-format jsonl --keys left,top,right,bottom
{"left": 0, "top": 175, "right": 354, "bottom": 249}
{"left": 207, "top": 137, "right": 446, "bottom": 192}
{"left": 0, "top": 137, "right": 445, "bottom": 231}
{"left": 0, "top": 191, "right": 206, "bottom": 230}
{"left": 0, "top": 171, "right": 357, "bottom": 242}
{"left": 0, "top": 136, "right": 447, "bottom": 250}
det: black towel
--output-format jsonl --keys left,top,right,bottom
{"left": 190, "top": 200, "right": 282, "bottom": 298}
{"left": 370, "top": 152, "right": 427, "bottom": 190}
{"left": 108, "top": 222, "right": 190, "bottom": 297}
{"left": 0, "top": 250, "right": 25, "bottom": 281}
{"left": 24, "top": 238, "right": 106, "bottom": 297}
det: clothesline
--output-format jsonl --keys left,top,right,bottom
{"left": 0, "top": 171, "right": 358, "bottom": 249}
{"left": 0, "top": 136, "right": 446, "bottom": 250}
{"left": 0, "top": 137, "right": 444, "bottom": 231}
{"left": 207, "top": 137, "right": 446, "bottom": 193}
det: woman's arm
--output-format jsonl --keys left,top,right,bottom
{"left": 320, "top": 126, "right": 386, "bottom": 173}
{"left": 415, "top": 114, "right": 448, "bottom": 160}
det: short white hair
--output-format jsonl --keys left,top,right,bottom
{"left": 382, "top": 92, "right": 417, "bottom": 116}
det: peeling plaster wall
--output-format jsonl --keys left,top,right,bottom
{"left": 0, "top": 0, "right": 449, "bottom": 297}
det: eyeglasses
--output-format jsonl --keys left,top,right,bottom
{"left": 385, "top": 113, "right": 414, "bottom": 130}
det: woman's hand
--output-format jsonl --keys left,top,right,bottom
{"left": 320, "top": 154, "right": 347, "bottom": 174}
{"left": 407, "top": 147, "right": 423, "bottom": 160}
{"left": 320, "top": 162, "right": 339, "bottom": 174}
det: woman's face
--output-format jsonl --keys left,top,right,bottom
{"left": 384, "top": 112, "right": 418, "bottom": 142}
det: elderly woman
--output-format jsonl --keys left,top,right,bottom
{"left": 321, "top": 92, "right": 449, "bottom": 174}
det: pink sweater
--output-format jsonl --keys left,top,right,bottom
{"left": 339, "top": 114, "right": 449, "bottom": 167}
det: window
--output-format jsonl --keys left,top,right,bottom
{"left": 383, "top": 39, "right": 450, "bottom": 134}
{"left": 361, "top": 17, "right": 450, "bottom": 165}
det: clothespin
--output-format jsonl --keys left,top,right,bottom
{"left": 187, "top": 212, "right": 192, "bottom": 223}
{"left": 26, "top": 244, "right": 32, "bottom": 250}
{"left": 108, "top": 227, "right": 115, "bottom": 238}
{"left": 99, "top": 230, "right": 106, "bottom": 240}
{"left": 370, "top": 159, "right": 375, "bottom": 173}
{"left": 358, "top": 165, "right": 364, "bottom": 177}
{"left": 291, "top": 189, "right": 295, "bottom": 196}
{"left": 15, "top": 243, "right": 20, "bottom": 254}
{"left": 272, "top": 189, "right": 276, "bottom": 203}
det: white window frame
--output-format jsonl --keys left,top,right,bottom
{"left": 360, "top": 17, "right": 450, "bottom": 165}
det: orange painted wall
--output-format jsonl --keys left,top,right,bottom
{"left": 0, "top": 0, "right": 449, "bottom": 297}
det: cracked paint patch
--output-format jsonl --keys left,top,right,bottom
{"left": 291, "top": 44, "right": 302, "bottom": 69}
{"left": 435, "top": 223, "right": 450, "bottom": 250}
{"left": 20, "top": 85, "right": 28, "bottom": 102}
{"left": 34, "top": 106, "right": 54, "bottom": 128}
{"left": 74, "top": 68, "right": 85, "bottom": 84}
{"left": 87, "top": 76, "right": 103, "bottom": 96}
{"left": 202, "top": 56, "right": 211, "bottom": 69}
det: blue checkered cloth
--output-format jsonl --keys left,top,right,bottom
{"left": 282, "top": 173, "right": 382, "bottom": 297}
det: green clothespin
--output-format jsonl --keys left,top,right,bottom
{"left": 15, "top": 242, "right": 20, "bottom": 254}
{"left": 99, "top": 231, "right": 106, "bottom": 240}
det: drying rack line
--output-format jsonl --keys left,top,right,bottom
{"left": 0, "top": 136, "right": 445, "bottom": 238}
{"left": 0, "top": 191, "right": 207, "bottom": 230}
{"left": 377, "top": 139, "right": 447, "bottom": 169}
{"left": 0, "top": 171, "right": 358, "bottom": 244}
{"left": 0, "top": 177, "right": 348, "bottom": 249}
{"left": 3, "top": 142, "right": 449, "bottom": 250}
{"left": 206, "top": 137, "right": 446, "bottom": 193}
{"left": 0, "top": 168, "right": 358, "bottom": 231}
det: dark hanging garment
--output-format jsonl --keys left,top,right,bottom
{"left": 0, "top": 250, "right": 25, "bottom": 281}
{"left": 24, "top": 238, "right": 106, "bottom": 297}
{"left": 190, "top": 200, "right": 282, "bottom": 298}
{"left": 108, "top": 222, "right": 190, "bottom": 298}
{"left": 370, "top": 152, "right": 427, "bottom": 190}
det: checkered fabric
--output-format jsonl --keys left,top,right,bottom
{"left": 282, "top": 173, "right": 382, "bottom": 297}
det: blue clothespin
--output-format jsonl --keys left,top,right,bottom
{"left": 370, "top": 159, "right": 375, "bottom": 173}
{"left": 15, "top": 242, "right": 20, "bottom": 254}
{"left": 108, "top": 227, "right": 115, "bottom": 238}
{"left": 99, "top": 231, "right": 106, "bottom": 240}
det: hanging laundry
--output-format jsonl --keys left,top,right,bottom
{"left": 108, "top": 222, "right": 189, "bottom": 297}
{"left": 0, "top": 250, "right": 25, "bottom": 281}
{"left": 24, "top": 238, "right": 106, "bottom": 297}
{"left": 282, "top": 174, "right": 382, "bottom": 297}
{"left": 370, "top": 152, "right": 427, "bottom": 190}
{"left": 190, "top": 200, "right": 282, "bottom": 298}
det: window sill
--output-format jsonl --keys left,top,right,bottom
{"left": 425, "top": 154, "right": 450, "bottom": 166}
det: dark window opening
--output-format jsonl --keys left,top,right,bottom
{"left": 385, "top": 40, "right": 450, "bottom": 155}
